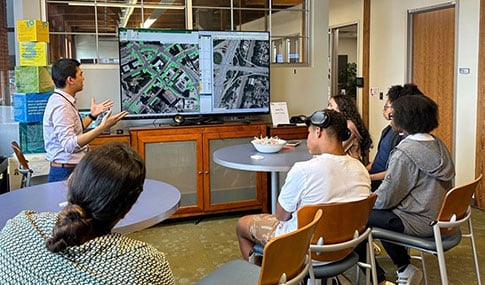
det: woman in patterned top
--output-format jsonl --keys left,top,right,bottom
{"left": 0, "top": 142, "right": 175, "bottom": 284}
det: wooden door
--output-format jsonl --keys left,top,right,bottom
{"left": 475, "top": 0, "right": 485, "bottom": 208}
{"left": 409, "top": 6, "right": 455, "bottom": 152}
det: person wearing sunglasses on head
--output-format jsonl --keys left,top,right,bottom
{"left": 236, "top": 109, "right": 371, "bottom": 265}
{"left": 367, "top": 83, "right": 424, "bottom": 191}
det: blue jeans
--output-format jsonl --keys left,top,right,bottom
{"left": 357, "top": 209, "right": 408, "bottom": 283}
{"left": 48, "top": 166, "right": 75, "bottom": 183}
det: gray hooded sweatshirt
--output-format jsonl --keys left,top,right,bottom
{"left": 374, "top": 134, "right": 455, "bottom": 236}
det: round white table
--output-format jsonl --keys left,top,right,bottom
{"left": 213, "top": 142, "right": 312, "bottom": 213}
{"left": 0, "top": 179, "right": 180, "bottom": 234}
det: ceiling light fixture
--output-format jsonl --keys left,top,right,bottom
{"left": 142, "top": 18, "right": 157, "bottom": 28}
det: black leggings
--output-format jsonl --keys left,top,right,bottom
{"left": 357, "top": 209, "right": 408, "bottom": 283}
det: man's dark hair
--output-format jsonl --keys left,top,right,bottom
{"left": 51, "top": 58, "right": 81, "bottom": 88}
{"left": 392, "top": 94, "right": 439, "bottom": 134}
{"left": 307, "top": 109, "right": 349, "bottom": 142}
{"left": 387, "top": 85, "right": 404, "bottom": 102}
{"left": 387, "top": 83, "right": 424, "bottom": 103}
{"left": 325, "top": 109, "right": 351, "bottom": 142}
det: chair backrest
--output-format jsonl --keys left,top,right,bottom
{"left": 436, "top": 174, "right": 482, "bottom": 235}
{"left": 258, "top": 208, "right": 323, "bottom": 285}
{"left": 297, "top": 193, "right": 377, "bottom": 262}
{"left": 11, "top": 141, "right": 31, "bottom": 172}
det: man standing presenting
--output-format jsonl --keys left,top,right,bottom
{"left": 236, "top": 109, "right": 371, "bottom": 262}
{"left": 43, "top": 58, "right": 128, "bottom": 182}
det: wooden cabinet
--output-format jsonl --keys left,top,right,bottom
{"left": 130, "top": 122, "right": 268, "bottom": 217}
{"left": 268, "top": 125, "right": 308, "bottom": 140}
{"left": 267, "top": 125, "right": 308, "bottom": 191}
{"left": 90, "top": 133, "right": 131, "bottom": 149}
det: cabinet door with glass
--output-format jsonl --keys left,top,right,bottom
{"left": 132, "top": 130, "right": 205, "bottom": 216}
{"left": 130, "top": 122, "right": 268, "bottom": 217}
{"left": 204, "top": 130, "right": 267, "bottom": 212}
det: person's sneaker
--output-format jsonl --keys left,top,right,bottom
{"left": 248, "top": 250, "right": 257, "bottom": 264}
{"left": 373, "top": 241, "right": 382, "bottom": 256}
{"left": 396, "top": 264, "right": 423, "bottom": 285}
{"left": 336, "top": 274, "right": 352, "bottom": 285}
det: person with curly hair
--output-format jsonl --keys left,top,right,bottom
{"left": 367, "top": 83, "right": 424, "bottom": 191}
{"left": 0, "top": 142, "right": 175, "bottom": 284}
{"left": 359, "top": 94, "right": 455, "bottom": 285}
{"left": 328, "top": 94, "right": 373, "bottom": 164}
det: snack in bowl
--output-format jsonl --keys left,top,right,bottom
{"left": 251, "top": 136, "right": 287, "bottom": 153}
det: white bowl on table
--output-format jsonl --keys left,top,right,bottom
{"left": 251, "top": 139, "right": 287, "bottom": 153}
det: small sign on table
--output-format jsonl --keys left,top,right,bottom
{"left": 270, "top": 102, "right": 290, "bottom": 127}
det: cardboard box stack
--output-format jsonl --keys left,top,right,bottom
{"left": 13, "top": 20, "right": 54, "bottom": 154}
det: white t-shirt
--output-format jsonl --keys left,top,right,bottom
{"left": 274, "top": 153, "right": 371, "bottom": 237}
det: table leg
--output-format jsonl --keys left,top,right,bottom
{"left": 0, "top": 158, "right": 8, "bottom": 193}
{"left": 271, "top": 172, "right": 279, "bottom": 213}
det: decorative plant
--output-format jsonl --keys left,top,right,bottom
{"left": 338, "top": 62, "right": 357, "bottom": 98}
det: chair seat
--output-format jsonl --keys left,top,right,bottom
{"left": 313, "top": 251, "right": 359, "bottom": 278}
{"left": 372, "top": 228, "right": 462, "bottom": 252}
{"left": 196, "top": 259, "right": 260, "bottom": 285}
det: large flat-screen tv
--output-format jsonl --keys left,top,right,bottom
{"left": 119, "top": 28, "right": 270, "bottom": 121}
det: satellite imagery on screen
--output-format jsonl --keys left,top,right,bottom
{"left": 119, "top": 29, "right": 270, "bottom": 119}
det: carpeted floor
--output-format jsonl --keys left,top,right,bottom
{"left": 127, "top": 214, "right": 242, "bottom": 285}
{"left": 127, "top": 208, "right": 485, "bottom": 284}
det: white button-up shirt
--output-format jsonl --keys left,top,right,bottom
{"left": 43, "top": 89, "right": 88, "bottom": 164}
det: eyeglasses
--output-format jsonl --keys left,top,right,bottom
{"left": 383, "top": 104, "right": 392, "bottom": 110}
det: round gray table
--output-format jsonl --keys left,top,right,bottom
{"left": 0, "top": 179, "right": 180, "bottom": 234}
{"left": 213, "top": 142, "right": 312, "bottom": 213}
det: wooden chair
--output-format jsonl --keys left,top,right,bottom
{"left": 11, "top": 141, "right": 34, "bottom": 188}
{"left": 297, "top": 194, "right": 378, "bottom": 285}
{"left": 372, "top": 175, "right": 482, "bottom": 285}
{"left": 196, "top": 209, "right": 323, "bottom": 285}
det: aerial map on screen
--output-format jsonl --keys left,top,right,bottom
{"left": 119, "top": 29, "right": 270, "bottom": 119}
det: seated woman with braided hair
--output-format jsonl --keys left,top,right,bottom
{"left": 0, "top": 142, "right": 175, "bottom": 284}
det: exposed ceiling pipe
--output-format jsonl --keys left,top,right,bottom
{"left": 142, "top": 0, "right": 178, "bottom": 28}
{"left": 120, "top": 0, "right": 138, "bottom": 28}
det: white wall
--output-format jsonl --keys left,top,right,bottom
{"left": 75, "top": 35, "right": 119, "bottom": 63}
{"left": 369, "top": 0, "right": 480, "bottom": 185}
{"left": 453, "top": 0, "right": 480, "bottom": 185}
{"left": 76, "top": 64, "right": 120, "bottom": 112}
{"left": 338, "top": 37, "right": 358, "bottom": 64}
{"left": 270, "top": 0, "right": 329, "bottom": 118}
{"left": 329, "top": 0, "right": 363, "bottom": 110}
